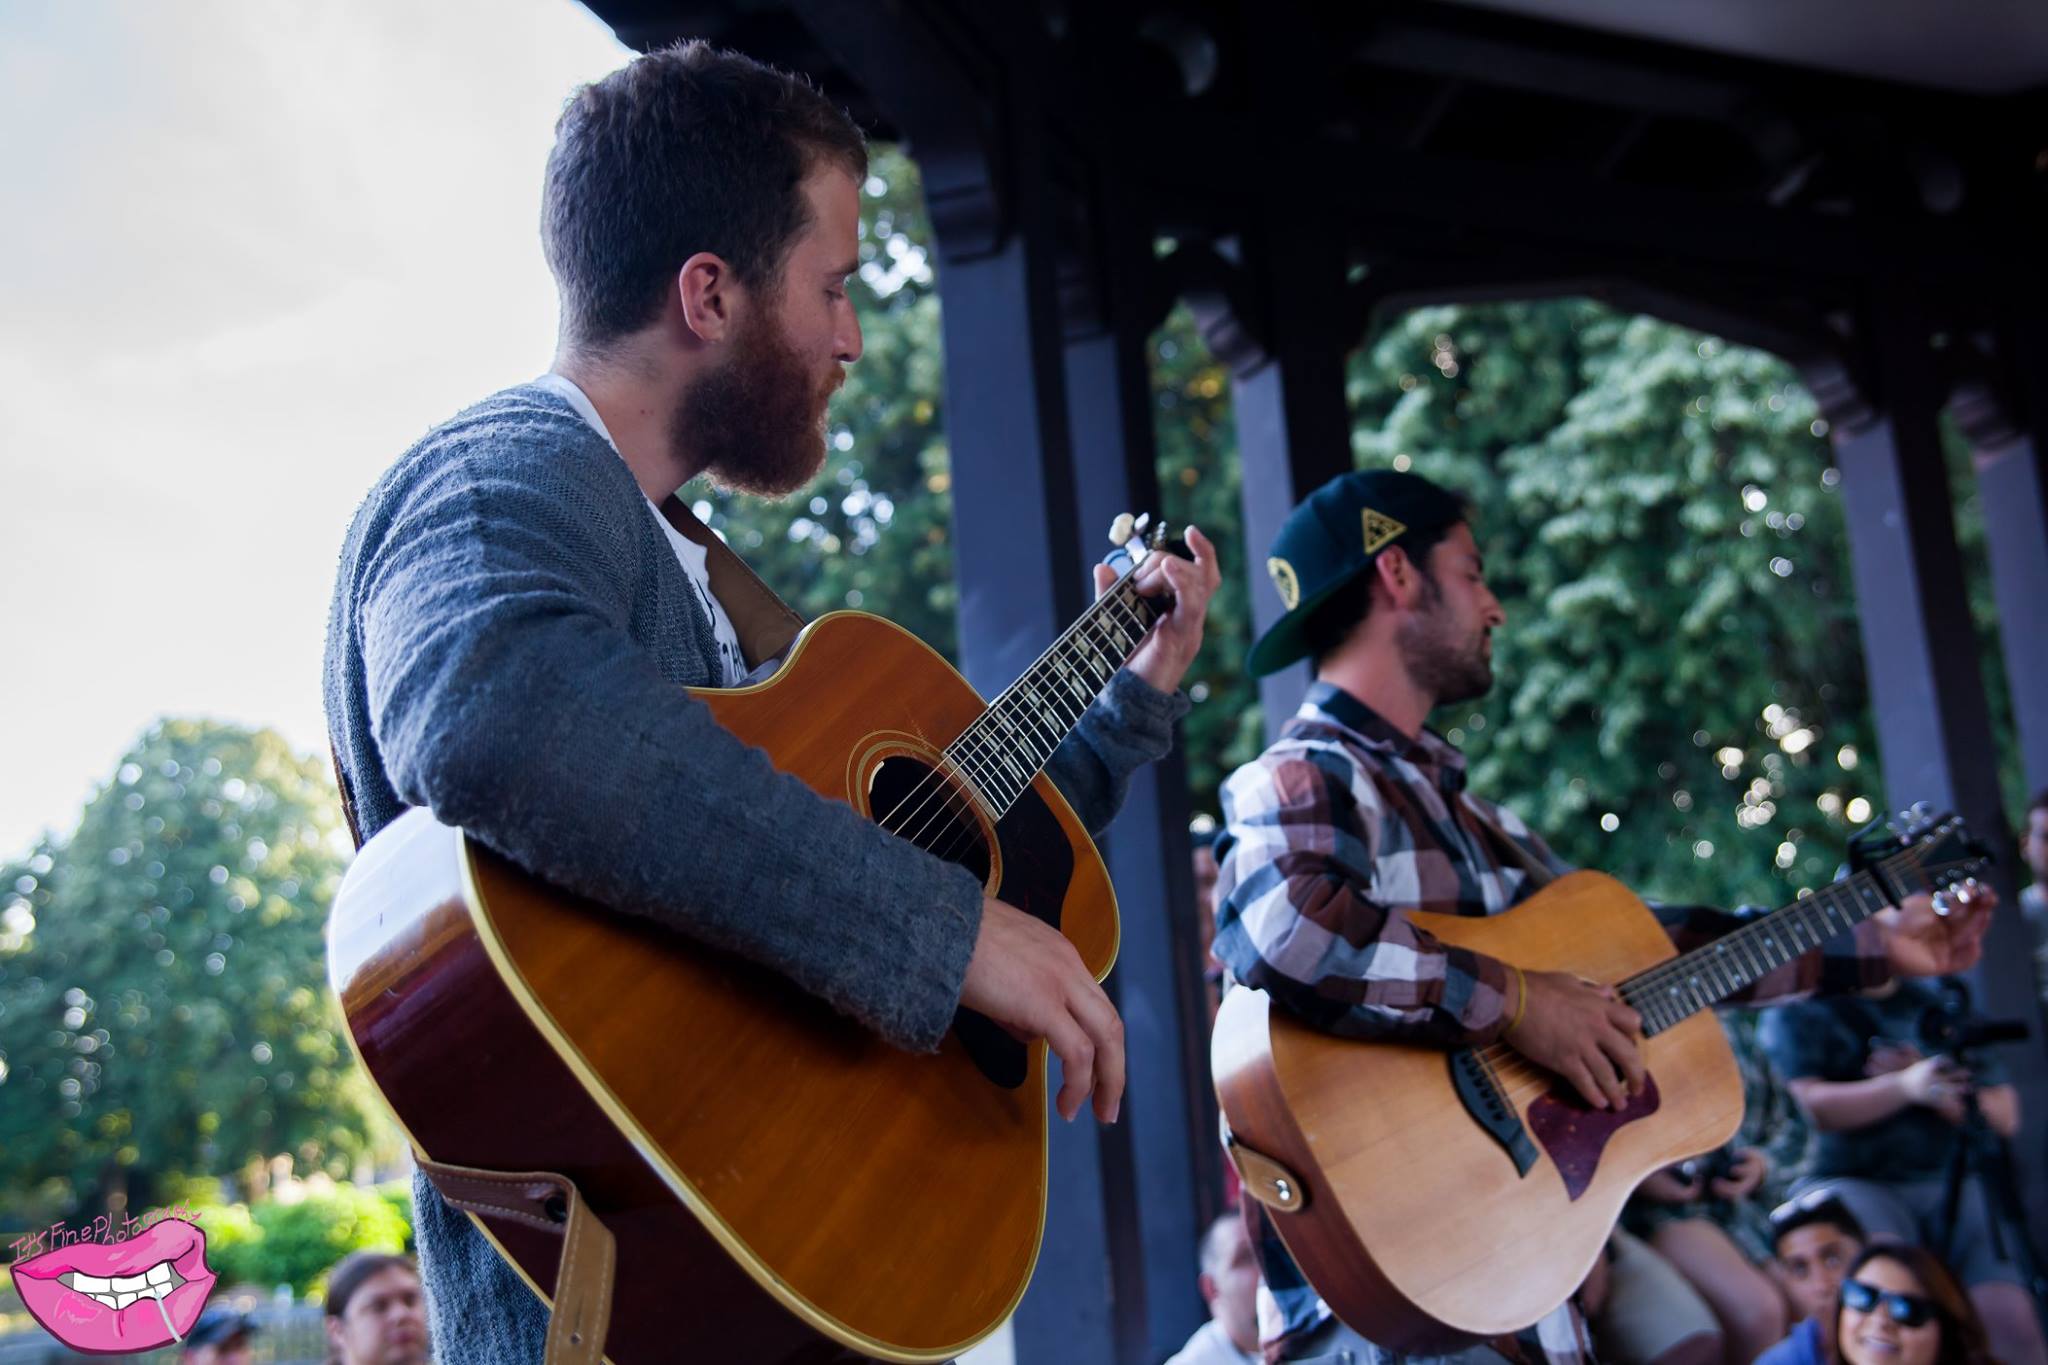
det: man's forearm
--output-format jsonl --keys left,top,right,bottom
{"left": 1788, "top": 1074, "right": 1914, "bottom": 1132}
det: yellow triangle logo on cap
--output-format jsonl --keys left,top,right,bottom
{"left": 1361, "top": 507, "right": 1407, "bottom": 556}
{"left": 1267, "top": 556, "right": 1301, "bottom": 610}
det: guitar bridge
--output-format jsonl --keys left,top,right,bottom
{"left": 1449, "top": 1047, "right": 1539, "bottom": 1178}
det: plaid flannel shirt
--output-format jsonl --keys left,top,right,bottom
{"left": 1212, "top": 683, "right": 1891, "bottom": 1363}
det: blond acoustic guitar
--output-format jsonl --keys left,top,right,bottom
{"left": 1211, "top": 814, "right": 1987, "bottom": 1350}
{"left": 328, "top": 522, "right": 1182, "bottom": 1363}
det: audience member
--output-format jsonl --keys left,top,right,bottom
{"left": 1607, "top": 1017, "right": 1795, "bottom": 1365}
{"left": 1585, "top": 1227, "right": 1724, "bottom": 1365}
{"left": 2021, "top": 790, "right": 2048, "bottom": 1008}
{"left": 1828, "top": 1243, "right": 1995, "bottom": 1365}
{"left": 1621, "top": 1145, "right": 1785, "bottom": 1365}
{"left": 1166, "top": 1211, "right": 1259, "bottom": 1365}
{"left": 1761, "top": 979, "right": 2044, "bottom": 1365}
{"left": 323, "top": 1252, "right": 430, "bottom": 1365}
{"left": 1757, "top": 1191, "right": 1866, "bottom": 1365}
{"left": 180, "top": 1308, "right": 256, "bottom": 1365}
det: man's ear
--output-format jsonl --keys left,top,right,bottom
{"left": 1197, "top": 1271, "right": 1219, "bottom": 1308}
{"left": 1373, "top": 545, "right": 1422, "bottom": 609}
{"left": 677, "top": 251, "right": 738, "bottom": 344}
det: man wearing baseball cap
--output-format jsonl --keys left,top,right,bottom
{"left": 1210, "top": 468, "right": 1995, "bottom": 1364}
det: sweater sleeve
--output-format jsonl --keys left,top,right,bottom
{"left": 1042, "top": 670, "right": 1190, "bottom": 836}
{"left": 355, "top": 444, "right": 984, "bottom": 1053}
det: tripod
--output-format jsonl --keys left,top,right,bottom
{"left": 1936, "top": 1075, "right": 2048, "bottom": 1329}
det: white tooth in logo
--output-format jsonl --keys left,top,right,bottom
{"left": 73, "top": 1274, "right": 112, "bottom": 1293}
{"left": 112, "top": 1292, "right": 137, "bottom": 1310}
{"left": 112, "top": 1274, "right": 148, "bottom": 1292}
{"left": 146, "top": 1263, "right": 172, "bottom": 1285}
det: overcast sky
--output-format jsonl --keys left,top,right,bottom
{"left": 0, "top": 2, "right": 632, "bottom": 857}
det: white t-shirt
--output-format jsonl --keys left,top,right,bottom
{"left": 532, "top": 373, "right": 748, "bottom": 686}
{"left": 1164, "top": 1320, "right": 1258, "bottom": 1365}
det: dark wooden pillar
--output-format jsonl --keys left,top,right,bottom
{"left": 1227, "top": 210, "right": 1357, "bottom": 742}
{"left": 791, "top": 5, "right": 1218, "bottom": 1357}
{"left": 1827, "top": 284, "right": 2047, "bottom": 1244}
{"left": 1975, "top": 297, "right": 2048, "bottom": 795}
{"left": 927, "top": 97, "right": 1120, "bottom": 1364}
{"left": 1063, "top": 179, "right": 1224, "bottom": 1361}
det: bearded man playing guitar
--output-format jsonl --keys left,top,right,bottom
{"left": 1210, "top": 469, "right": 1993, "bottom": 1365}
{"left": 324, "top": 42, "right": 1218, "bottom": 1365}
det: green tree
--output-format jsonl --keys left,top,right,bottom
{"left": 1348, "top": 302, "right": 1884, "bottom": 907}
{"left": 0, "top": 720, "right": 384, "bottom": 1222}
{"left": 1145, "top": 296, "right": 1925, "bottom": 912}
{"left": 197, "top": 1183, "right": 411, "bottom": 1296}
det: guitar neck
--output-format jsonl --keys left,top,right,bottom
{"left": 1620, "top": 845, "right": 1929, "bottom": 1036}
{"left": 943, "top": 574, "right": 1161, "bottom": 819}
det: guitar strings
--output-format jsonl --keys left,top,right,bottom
{"left": 865, "top": 568, "right": 1148, "bottom": 846}
{"left": 870, "top": 559, "right": 1163, "bottom": 866}
{"left": 1620, "top": 841, "right": 1927, "bottom": 1003}
{"left": 908, "top": 587, "right": 1159, "bottom": 868}
{"left": 881, "top": 582, "right": 1154, "bottom": 863}
{"left": 1457, "top": 840, "right": 1939, "bottom": 1105}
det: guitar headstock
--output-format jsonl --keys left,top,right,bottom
{"left": 1105, "top": 512, "right": 1188, "bottom": 572}
{"left": 1852, "top": 805, "right": 1994, "bottom": 900}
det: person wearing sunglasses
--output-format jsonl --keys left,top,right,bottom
{"left": 1758, "top": 973, "right": 2042, "bottom": 1365}
{"left": 1831, "top": 1244, "right": 1994, "bottom": 1365}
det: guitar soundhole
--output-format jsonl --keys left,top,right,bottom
{"left": 867, "top": 756, "right": 992, "bottom": 886}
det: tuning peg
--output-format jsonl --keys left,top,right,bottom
{"left": 1108, "top": 513, "right": 1135, "bottom": 547}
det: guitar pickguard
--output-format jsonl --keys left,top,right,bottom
{"left": 1527, "top": 1074, "right": 1662, "bottom": 1200}
{"left": 951, "top": 783, "right": 1075, "bottom": 1090}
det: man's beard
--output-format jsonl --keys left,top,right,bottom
{"left": 1396, "top": 573, "right": 1494, "bottom": 706}
{"left": 674, "top": 308, "right": 834, "bottom": 497}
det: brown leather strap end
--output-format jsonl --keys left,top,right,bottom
{"left": 655, "top": 495, "right": 805, "bottom": 669}
{"left": 418, "top": 1160, "right": 615, "bottom": 1365}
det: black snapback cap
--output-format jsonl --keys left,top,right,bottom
{"left": 1246, "top": 468, "right": 1468, "bottom": 677}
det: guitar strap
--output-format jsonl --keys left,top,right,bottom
{"left": 654, "top": 494, "right": 807, "bottom": 669}
{"left": 1459, "top": 792, "right": 1557, "bottom": 893}
{"left": 415, "top": 1160, "right": 614, "bottom": 1365}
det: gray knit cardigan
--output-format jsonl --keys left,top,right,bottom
{"left": 323, "top": 382, "right": 1188, "bottom": 1363}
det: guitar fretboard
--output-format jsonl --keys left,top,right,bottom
{"left": 942, "top": 575, "right": 1161, "bottom": 818}
{"left": 1620, "top": 844, "right": 1929, "bottom": 1035}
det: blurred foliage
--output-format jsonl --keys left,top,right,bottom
{"left": 196, "top": 1183, "right": 412, "bottom": 1297}
{"left": 0, "top": 720, "right": 389, "bottom": 1222}
{"left": 1340, "top": 304, "right": 1881, "bottom": 904}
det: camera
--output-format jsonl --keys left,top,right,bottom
{"left": 1916, "top": 977, "right": 2029, "bottom": 1061}
{"left": 1677, "top": 1146, "right": 1739, "bottom": 1190}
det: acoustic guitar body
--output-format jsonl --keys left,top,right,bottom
{"left": 1212, "top": 872, "right": 1743, "bottom": 1350}
{"left": 330, "top": 611, "right": 1119, "bottom": 1363}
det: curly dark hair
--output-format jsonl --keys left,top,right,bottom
{"left": 542, "top": 40, "right": 868, "bottom": 350}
